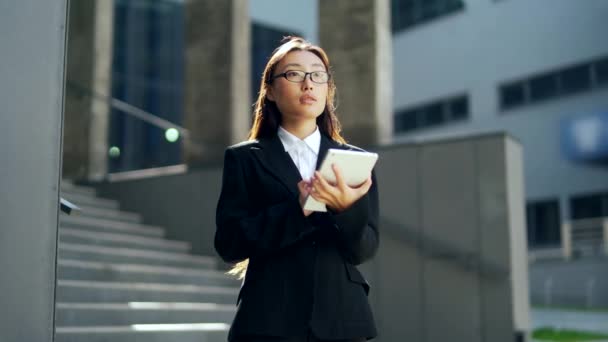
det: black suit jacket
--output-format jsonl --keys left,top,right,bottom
{"left": 215, "top": 132, "right": 379, "bottom": 341}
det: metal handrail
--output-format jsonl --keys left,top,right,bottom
{"left": 66, "top": 80, "right": 190, "bottom": 138}
{"left": 60, "top": 197, "right": 80, "bottom": 215}
{"left": 65, "top": 80, "right": 218, "bottom": 179}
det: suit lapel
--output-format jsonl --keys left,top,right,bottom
{"left": 253, "top": 134, "right": 302, "bottom": 197}
{"left": 252, "top": 132, "right": 344, "bottom": 198}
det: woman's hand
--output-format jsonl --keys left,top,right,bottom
{"left": 298, "top": 180, "right": 314, "bottom": 217}
{"left": 309, "top": 164, "right": 372, "bottom": 213}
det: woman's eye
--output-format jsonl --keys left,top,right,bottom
{"left": 286, "top": 71, "right": 300, "bottom": 77}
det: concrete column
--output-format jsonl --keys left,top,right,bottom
{"left": 479, "top": 136, "right": 531, "bottom": 342}
{"left": 63, "top": 0, "right": 113, "bottom": 181}
{"left": 0, "top": 0, "right": 68, "bottom": 341}
{"left": 183, "top": 0, "right": 250, "bottom": 166}
{"left": 319, "top": 0, "right": 393, "bottom": 147}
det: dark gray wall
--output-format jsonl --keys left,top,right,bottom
{"left": 363, "top": 133, "right": 530, "bottom": 342}
{"left": 0, "top": 0, "right": 68, "bottom": 341}
{"left": 97, "top": 168, "right": 223, "bottom": 258}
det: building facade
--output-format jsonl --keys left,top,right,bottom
{"left": 390, "top": 0, "right": 608, "bottom": 250}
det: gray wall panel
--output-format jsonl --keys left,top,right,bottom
{"left": 0, "top": 0, "right": 68, "bottom": 341}
{"left": 424, "top": 260, "right": 482, "bottom": 342}
{"left": 421, "top": 141, "right": 478, "bottom": 253}
{"left": 376, "top": 146, "right": 419, "bottom": 225}
{"left": 373, "top": 146, "right": 424, "bottom": 342}
{"left": 420, "top": 141, "right": 482, "bottom": 342}
{"left": 372, "top": 235, "right": 423, "bottom": 342}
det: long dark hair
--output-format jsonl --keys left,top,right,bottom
{"left": 248, "top": 36, "right": 346, "bottom": 143}
{"left": 229, "top": 37, "right": 346, "bottom": 279}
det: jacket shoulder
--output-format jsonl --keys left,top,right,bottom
{"left": 226, "top": 139, "right": 260, "bottom": 152}
{"left": 339, "top": 142, "right": 367, "bottom": 153}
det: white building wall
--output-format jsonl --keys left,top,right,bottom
{"left": 392, "top": 0, "right": 608, "bottom": 219}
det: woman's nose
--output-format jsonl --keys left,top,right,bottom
{"left": 302, "top": 75, "right": 314, "bottom": 90}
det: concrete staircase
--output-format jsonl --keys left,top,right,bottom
{"left": 56, "top": 181, "right": 239, "bottom": 342}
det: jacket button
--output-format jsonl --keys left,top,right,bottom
{"left": 311, "top": 241, "right": 316, "bottom": 246}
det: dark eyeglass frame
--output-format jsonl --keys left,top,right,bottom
{"left": 269, "top": 70, "right": 331, "bottom": 84}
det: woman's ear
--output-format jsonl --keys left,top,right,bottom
{"left": 266, "top": 86, "right": 275, "bottom": 102}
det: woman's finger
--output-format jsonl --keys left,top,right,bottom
{"left": 297, "top": 180, "right": 310, "bottom": 195}
{"left": 332, "top": 164, "right": 347, "bottom": 190}
{"left": 310, "top": 188, "right": 328, "bottom": 203}
{"left": 355, "top": 177, "right": 372, "bottom": 196}
{"left": 314, "top": 171, "right": 336, "bottom": 194}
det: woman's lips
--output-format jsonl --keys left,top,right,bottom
{"left": 300, "top": 94, "right": 317, "bottom": 104}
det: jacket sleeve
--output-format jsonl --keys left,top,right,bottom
{"left": 214, "top": 148, "right": 316, "bottom": 263}
{"left": 329, "top": 170, "right": 379, "bottom": 265}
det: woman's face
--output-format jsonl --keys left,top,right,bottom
{"left": 267, "top": 50, "right": 328, "bottom": 124}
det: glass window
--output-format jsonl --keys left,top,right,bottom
{"left": 392, "top": 0, "right": 416, "bottom": 31}
{"left": 446, "top": 0, "right": 465, "bottom": 11}
{"left": 394, "top": 109, "right": 419, "bottom": 133}
{"left": 500, "top": 82, "right": 525, "bottom": 110}
{"left": 529, "top": 73, "right": 558, "bottom": 101}
{"left": 560, "top": 64, "right": 591, "bottom": 94}
{"left": 394, "top": 95, "right": 468, "bottom": 134}
{"left": 526, "top": 200, "right": 561, "bottom": 247}
{"left": 595, "top": 57, "right": 608, "bottom": 85}
{"left": 421, "top": 103, "right": 444, "bottom": 127}
{"left": 448, "top": 96, "right": 468, "bottom": 120}
{"left": 570, "top": 192, "right": 608, "bottom": 220}
{"left": 391, "top": 0, "right": 464, "bottom": 33}
{"left": 109, "top": 0, "right": 184, "bottom": 173}
{"left": 420, "top": 1, "right": 441, "bottom": 21}
{"left": 499, "top": 55, "right": 608, "bottom": 112}
{"left": 251, "top": 23, "right": 298, "bottom": 106}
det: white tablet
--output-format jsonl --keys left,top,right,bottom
{"left": 304, "top": 148, "right": 378, "bottom": 212}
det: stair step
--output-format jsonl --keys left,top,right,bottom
{"left": 60, "top": 215, "right": 165, "bottom": 237}
{"left": 57, "top": 259, "right": 238, "bottom": 286}
{"left": 55, "top": 324, "right": 229, "bottom": 342}
{"left": 58, "top": 243, "right": 217, "bottom": 269}
{"left": 55, "top": 302, "right": 236, "bottom": 326}
{"left": 59, "top": 228, "right": 190, "bottom": 253}
{"left": 56, "top": 280, "right": 239, "bottom": 304}
{"left": 61, "top": 182, "right": 96, "bottom": 196}
{"left": 72, "top": 205, "right": 142, "bottom": 223}
{"left": 60, "top": 192, "right": 120, "bottom": 210}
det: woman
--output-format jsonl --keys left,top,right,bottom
{"left": 215, "top": 36, "right": 379, "bottom": 342}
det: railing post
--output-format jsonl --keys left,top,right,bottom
{"left": 603, "top": 218, "right": 608, "bottom": 256}
{"left": 562, "top": 222, "right": 572, "bottom": 260}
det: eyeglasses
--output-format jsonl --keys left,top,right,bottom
{"left": 270, "top": 70, "right": 330, "bottom": 84}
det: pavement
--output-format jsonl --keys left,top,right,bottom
{"left": 531, "top": 307, "right": 608, "bottom": 335}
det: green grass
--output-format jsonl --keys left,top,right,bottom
{"left": 533, "top": 327, "right": 608, "bottom": 341}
